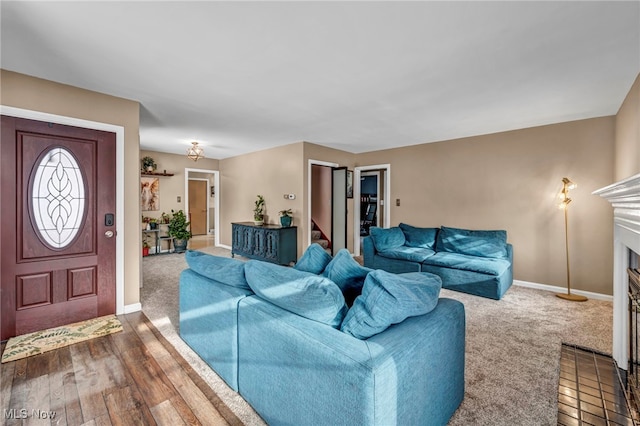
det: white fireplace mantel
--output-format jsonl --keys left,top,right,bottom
{"left": 593, "top": 172, "right": 640, "bottom": 369}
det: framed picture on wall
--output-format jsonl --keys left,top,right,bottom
{"left": 141, "top": 177, "right": 159, "bottom": 211}
{"left": 346, "top": 170, "right": 353, "bottom": 199}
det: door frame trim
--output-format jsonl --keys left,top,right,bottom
{"left": 1, "top": 105, "right": 127, "bottom": 315}
{"left": 184, "top": 168, "right": 220, "bottom": 247}
{"left": 353, "top": 164, "right": 391, "bottom": 256}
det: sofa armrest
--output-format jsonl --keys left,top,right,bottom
{"left": 179, "top": 269, "right": 253, "bottom": 391}
{"left": 237, "top": 295, "right": 465, "bottom": 426}
{"left": 363, "top": 235, "right": 376, "bottom": 267}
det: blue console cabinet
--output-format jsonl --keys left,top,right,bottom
{"left": 231, "top": 222, "right": 297, "bottom": 265}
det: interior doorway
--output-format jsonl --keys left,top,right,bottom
{"left": 308, "top": 160, "right": 339, "bottom": 250}
{"left": 184, "top": 168, "right": 220, "bottom": 248}
{"left": 353, "top": 164, "right": 391, "bottom": 255}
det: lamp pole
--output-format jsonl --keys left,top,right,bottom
{"left": 556, "top": 178, "right": 587, "bottom": 302}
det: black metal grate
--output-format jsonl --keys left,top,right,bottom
{"left": 558, "top": 344, "right": 639, "bottom": 425}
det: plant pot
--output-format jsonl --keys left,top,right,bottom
{"left": 280, "top": 216, "right": 292, "bottom": 227}
{"left": 149, "top": 222, "right": 158, "bottom": 230}
{"left": 146, "top": 166, "right": 155, "bottom": 172}
{"left": 142, "top": 247, "right": 150, "bottom": 257}
{"left": 174, "top": 239, "right": 188, "bottom": 253}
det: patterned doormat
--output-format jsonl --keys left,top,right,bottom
{"left": 1, "top": 314, "right": 123, "bottom": 363}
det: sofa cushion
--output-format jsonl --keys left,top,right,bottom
{"left": 185, "top": 250, "right": 251, "bottom": 289}
{"left": 378, "top": 246, "right": 435, "bottom": 263}
{"left": 399, "top": 223, "right": 438, "bottom": 249}
{"left": 422, "top": 252, "right": 511, "bottom": 276}
{"left": 340, "top": 270, "right": 441, "bottom": 339}
{"left": 436, "top": 226, "right": 508, "bottom": 259}
{"left": 369, "top": 227, "right": 406, "bottom": 252}
{"left": 322, "top": 249, "right": 372, "bottom": 306}
{"left": 244, "top": 260, "right": 347, "bottom": 328}
{"left": 294, "top": 243, "right": 333, "bottom": 274}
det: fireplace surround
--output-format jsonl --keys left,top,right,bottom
{"left": 594, "top": 172, "right": 640, "bottom": 371}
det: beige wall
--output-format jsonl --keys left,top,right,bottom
{"left": 356, "top": 117, "right": 615, "bottom": 295}
{"left": 615, "top": 73, "right": 640, "bottom": 181}
{"left": 218, "top": 141, "right": 356, "bottom": 257}
{"left": 219, "top": 142, "right": 305, "bottom": 252}
{"left": 139, "top": 150, "right": 219, "bottom": 227}
{"left": 1, "top": 70, "right": 141, "bottom": 306}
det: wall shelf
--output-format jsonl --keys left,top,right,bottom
{"left": 141, "top": 171, "right": 174, "bottom": 177}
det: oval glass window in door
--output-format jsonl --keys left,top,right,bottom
{"left": 31, "top": 147, "right": 86, "bottom": 249}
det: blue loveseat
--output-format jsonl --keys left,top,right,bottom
{"left": 180, "top": 248, "right": 465, "bottom": 426}
{"left": 363, "top": 224, "right": 513, "bottom": 300}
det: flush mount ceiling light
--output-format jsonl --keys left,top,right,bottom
{"left": 187, "top": 141, "right": 204, "bottom": 161}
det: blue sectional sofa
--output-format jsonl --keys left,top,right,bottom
{"left": 180, "top": 248, "right": 466, "bottom": 426}
{"left": 363, "top": 224, "right": 513, "bottom": 300}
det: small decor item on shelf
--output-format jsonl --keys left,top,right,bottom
{"left": 279, "top": 209, "right": 293, "bottom": 227}
{"left": 160, "top": 211, "right": 170, "bottom": 224}
{"left": 141, "top": 156, "right": 157, "bottom": 173}
{"left": 168, "top": 209, "right": 191, "bottom": 253}
{"left": 254, "top": 195, "right": 265, "bottom": 225}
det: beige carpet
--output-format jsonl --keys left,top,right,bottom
{"left": 142, "top": 247, "right": 612, "bottom": 426}
{"left": 1, "top": 314, "right": 123, "bottom": 363}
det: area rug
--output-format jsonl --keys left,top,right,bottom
{"left": 142, "top": 247, "right": 613, "bottom": 425}
{"left": 1, "top": 314, "right": 122, "bottom": 363}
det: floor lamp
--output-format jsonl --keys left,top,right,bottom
{"left": 556, "top": 177, "right": 588, "bottom": 302}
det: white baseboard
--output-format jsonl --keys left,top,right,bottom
{"left": 513, "top": 280, "right": 613, "bottom": 302}
{"left": 218, "top": 244, "right": 232, "bottom": 250}
{"left": 124, "top": 303, "right": 142, "bottom": 314}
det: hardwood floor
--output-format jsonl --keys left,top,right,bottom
{"left": 1, "top": 312, "right": 243, "bottom": 426}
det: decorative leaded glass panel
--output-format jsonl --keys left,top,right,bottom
{"left": 32, "top": 147, "right": 86, "bottom": 249}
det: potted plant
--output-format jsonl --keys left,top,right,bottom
{"left": 279, "top": 209, "right": 293, "bottom": 227}
{"left": 142, "top": 237, "right": 150, "bottom": 257}
{"left": 141, "top": 156, "right": 157, "bottom": 173}
{"left": 168, "top": 209, "right": 191, "bottom": 253}
{"left": 253, "top": 195, "right": 265, "bottom": 225}
{"left": 149, "top": 218, "right": 158, "bottom": 230}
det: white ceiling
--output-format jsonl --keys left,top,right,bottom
{"left": 2, "top": 1, "right": 639, "bottom": 159}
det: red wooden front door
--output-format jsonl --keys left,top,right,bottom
{"left": 1, "top": 116, "right": 116, "bottom": 340}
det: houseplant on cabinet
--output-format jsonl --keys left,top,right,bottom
{"left": 168, "top": 209, "right": 191, "bottom": 253}
{"left": 254, "top": 195, "right": 265, "bottom": 226}
{"left": 279, "top": 209, "right": 293, "bottom": 227}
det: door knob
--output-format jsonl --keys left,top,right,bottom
{"left": 105, "top": 230, "right": 114, "bottom": 238}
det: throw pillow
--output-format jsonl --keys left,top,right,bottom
{"left": 244, "top": 260, "right": 347, "bottom": 328}
{"left": 399, "top": 223, "right": 438, "bottom": 249}
{"left": 185, "top": 250, "right": 250, "bottom": 289}
{"left": 369, "top": 226, "right": 406, "bottom": 252}
{"left": 340, "top": 270, "right": 441, "bottom": 339}
{"left": 322, "top": 249, "right": 372, "bottom": 306}
{"left": 294, "top": 243, "right": 333, "bottom": 274}
{"left": 436, "top": 226, "right": 508, "bottom": 259}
